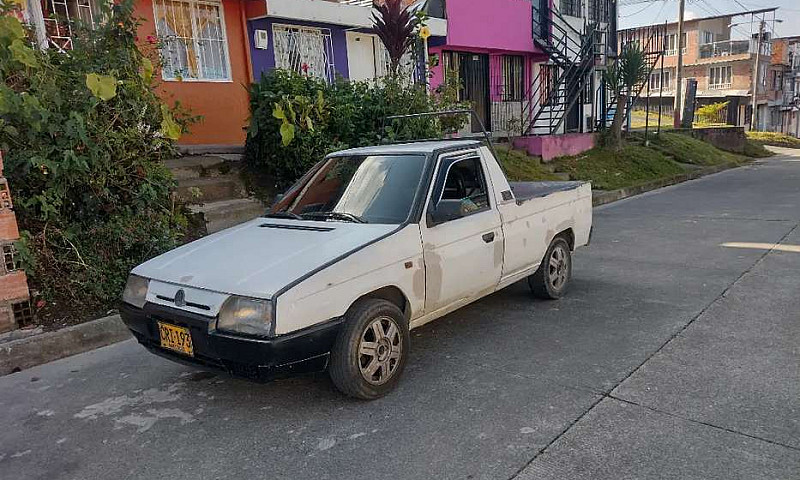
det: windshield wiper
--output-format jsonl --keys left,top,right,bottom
{"left": 302, "top": 211, "right": 367, "bottom": 223}
{"left": 263, "top": 211, "right": 303, "bottom": 220}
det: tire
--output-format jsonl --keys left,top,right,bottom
{"left": 528, "top": 236, "right": 572, "bottom": 299}
{"left": 329, "top": 299, "right": 410, "bottom": 400}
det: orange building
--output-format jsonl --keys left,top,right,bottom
{"left": 132, "top": 0, "right": 254, "bottom": 147}
{"left": 21, "top": 0, "right": 256, "bottom": 148}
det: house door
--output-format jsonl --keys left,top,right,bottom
{"left": 446, "top": 52, "right": 490, "bottom": 133}
{"left": 346, "top": 32, "right": 378, "bottom": 81}
{"left": 565, "top": 70, "right": 582, "bottom": 132}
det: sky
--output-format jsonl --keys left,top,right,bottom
{"left": 618, "top": 0, "right": 800, "bottom": 39}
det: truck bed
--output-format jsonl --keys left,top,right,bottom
{"left": 509, "top": 181, "right": 587, "bottom": 203}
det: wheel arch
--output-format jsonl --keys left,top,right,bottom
{"left": 556, "top": 227, "right": 575, "bottom": 251}
{"left": 356, "top": 286, "right": 411, "bottom": 321}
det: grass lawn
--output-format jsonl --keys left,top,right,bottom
{"left": 638, "top": 131, "right": 754, "bottom": 165}
{"left": 548, "top": 144, "right": 686, "bottom": 190}
{"left": 746, "top": 131, "right": 800, "bottom": 148}
{"left": 539, "top": 131, "right": 763, "bottom": 191}
{"left": 493, "top": 145, "right": 562, "bottom": 182}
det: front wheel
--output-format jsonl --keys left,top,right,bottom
{"left": 528, "top": 236, "right": 572, "bottom": 299}
{"left": 329, "top": 299, "right": 409, "bottom": 400}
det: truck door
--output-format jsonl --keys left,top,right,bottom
{"left": 421, "top": 152, "right": 504, "bottom": 313}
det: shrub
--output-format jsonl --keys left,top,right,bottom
{"left": 244, "top": 70, "right": 465, "bottom": 190}
{"left": 0, "top": 0, "right": 189, "bottom": 324}
{"left": 695, "top": 101, "right": 728, "bottom": 125}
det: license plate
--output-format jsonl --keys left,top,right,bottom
{"left": 158, "top": 322, "right": 194, "bottom": 356}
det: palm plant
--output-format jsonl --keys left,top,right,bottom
{"left": 603, "top": 44, "right": 650, "bottom": 147}
{"left": 372, "top": 0, "right": 419, "bottom": 78}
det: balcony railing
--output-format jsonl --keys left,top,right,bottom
{"left": 699, "top": 39, "right": 771, "bottom": 59}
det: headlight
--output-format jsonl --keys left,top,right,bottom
{"left": 217, "top": 297, "right": 273, "bottom": 337}
{"left": 122, "top": 274, "right": 149, "bottom": 308}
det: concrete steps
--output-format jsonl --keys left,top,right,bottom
{"left": 175, "top": 175, "right": 246, "bottom": 203}
{"left": 167, "top": 152, "right": 267, "bottom": 234}
{"left": 190, "top": 198, "right": 266, "bottom": 233}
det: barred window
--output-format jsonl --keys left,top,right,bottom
{"left": 273, "top": 24, "right": 336, "bottom": 83}
{"left": 501, "top": 56, "right": 524, "bottom": 101}
{"left": 41, "top": 0, "right": 99, "bottom": 51}
{"left": 561, "top": 0, "right": 582, "bottom": 18}
{"left": 154, "top": 0, "right": 231, "bottom": 81}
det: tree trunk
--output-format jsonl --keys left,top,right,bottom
{"left": 610, "top": 93, "right": 627, "bottom": 148}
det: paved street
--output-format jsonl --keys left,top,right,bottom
{"left": 2, "top": 149, "right": 800, "bottom": 480}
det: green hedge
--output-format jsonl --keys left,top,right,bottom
{"left": 245, "top": 70, "right": 465, "bottom": 189}
{"left": 0, "top": 0, "right": 189, "bottom": 323}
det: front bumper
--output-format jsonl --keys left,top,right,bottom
{"left": 120, "top": 302, "right": 343, "bottom": 381}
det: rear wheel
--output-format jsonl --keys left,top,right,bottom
{"left": 529, "top": 236, "right": 572, "bottom": 299}
{"left": 329, "top": 299, "right": 409, "bottom": 400}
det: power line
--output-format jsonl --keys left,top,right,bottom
{"left": 621, "top": 1, "right": 660, "bottom": 18}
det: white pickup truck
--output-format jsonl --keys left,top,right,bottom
{"left": 121, "top": 139, "right": 592, "bottom": 399}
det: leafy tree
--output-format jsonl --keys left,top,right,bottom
{"left": 603, "top": 44, "right": 650, "bottom": 148}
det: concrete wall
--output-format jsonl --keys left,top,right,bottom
{"left": 513, "top": 132, "right": 596, "bottom": 161}
{"left": 134, "top": 0, "right": 252, "bottom": 147}
{"left": 688, "top": 126, "right": 747, "bottom": 153}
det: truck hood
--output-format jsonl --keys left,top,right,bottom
{"left": 132, "top": 218, "right": 398, "bottom": 299}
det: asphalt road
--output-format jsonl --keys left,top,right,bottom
{"left": 2, "top": 148, "right": 800, "bottom": 480}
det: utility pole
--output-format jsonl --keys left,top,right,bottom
{"left": 750, "top": 17, "right": 765, "bottom": 131}
{"left": 673, "top": 0, "right": 685, "bottom": 128}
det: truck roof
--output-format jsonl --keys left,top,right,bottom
{"left": 329, "top": 139, "right": 482, "bottom": 157}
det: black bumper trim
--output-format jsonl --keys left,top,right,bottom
{"left": 120, "top": 302, "right": 343, "bottom": 381}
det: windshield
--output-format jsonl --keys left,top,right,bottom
{"left": 272, "top": 154, "right": 427, "bottom": 224}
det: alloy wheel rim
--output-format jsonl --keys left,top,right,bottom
{"left": 358, "top": 316, "right": 402, "bottom": 385}
{"left": 548, "top": 244, "right": 569, "bottom": 290}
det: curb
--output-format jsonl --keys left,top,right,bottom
{"left": 592, "top": 161, "right": 742, "bottom": 207}
{"left": 0, "top": 314, "right": 131, "bottom": 376}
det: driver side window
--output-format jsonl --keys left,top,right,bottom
{"left": 438, "top": 157, "right": 490, "bottom": 218}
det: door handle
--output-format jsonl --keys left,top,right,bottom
{"left": 482, "top": 232, "right": 495, "bottom": 243}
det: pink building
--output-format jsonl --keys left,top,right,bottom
{"left": 428, "top": 0, "right": 616, "bottom": 159}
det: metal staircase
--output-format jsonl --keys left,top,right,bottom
{"left": 520, "top": 3, "right": 606, "bottom": 135}
{"left": 596, "top": 24, "right": 667, "bottom": 130}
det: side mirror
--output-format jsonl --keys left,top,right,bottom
{"left": 427, "top": 200, "right": 465, "bottom": 227}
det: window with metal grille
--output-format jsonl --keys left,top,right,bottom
{"left": 561, "top": 0, "right": 582, "bottom": 18}
{"left": 40, "top": 0, "right": 98, "bottom": 51}
{"left": 501, "top": 56, "right": 524, "bottom": 102}
{"left": 153, "top": 0, "right": 231, "bottom": 81}
{"left": 273, "top": 24, "right": 336, "bottom": 83}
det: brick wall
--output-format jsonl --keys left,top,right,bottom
{"left": 0, "top": 151, "right": 31, "bottom": 333}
